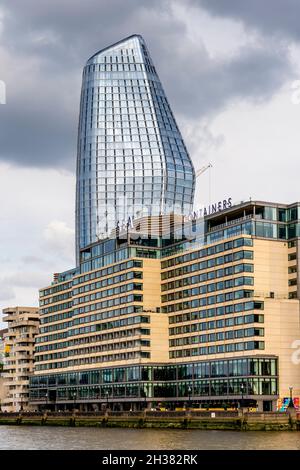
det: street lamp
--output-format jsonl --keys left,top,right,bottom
{"left": 240, "top": 383, "right": 245, "bottom": 408}
{"left": 188, "top": 386, "right": 192, "bottom": 410}
{"left": 93, "top": 387, "right": 100, "bottom": 413}
{"left": 288, "top": 387, "right": 294, "bottom": 408}
{"left": 72, "top": 391, "right": 77, "bottom": 412}
{"left": 45, "top": 392, "right": 48, "bottom": 412}
{"left": 140, "top": 387, "right": 147, "bottom": 411}
{"left": 105, "top": 390, "right": 109, "bottom": 410}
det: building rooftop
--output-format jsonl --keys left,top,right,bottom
{"left": 87, "top": 34, "right": 144, "bottom": 63}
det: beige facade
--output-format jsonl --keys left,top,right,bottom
{"left": 163, "top": 235, "right": 300, "bottom": 405}
{"left": 253, "top": 239, "right": 300, "bottom": 399}
{"left": 2, "top": 307, "right": 39, "bottom": 412}
{"left": 35, "top": 258, "right": 167, "bottom": 373}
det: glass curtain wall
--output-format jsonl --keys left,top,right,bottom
{"left": 75, "top": 35, "right": 195, "bottom": 261}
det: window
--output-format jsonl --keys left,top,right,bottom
{"left": 256, "top": 222, "right": 277, "bottom": 238}
{"left": 253, "top": 301, "right": 264, "bottom": 310}
{"left": 278, "top": 225, "right": 286, "bottom": 239}
{"left": 287, "top": 207, "right": 299, "bottom": 222}
{"left": 263, "top": 207, "right": 277, "bottom": 221}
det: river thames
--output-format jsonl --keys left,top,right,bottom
{"left": 0, "top": 426, "right": 299, "bottom": 450}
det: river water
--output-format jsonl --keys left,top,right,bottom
{"left": 0, "top": 426, "right": 299, "bottom": 450}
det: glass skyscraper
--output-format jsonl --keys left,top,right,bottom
{"left": 76, "top": 34, "right": 195, "bottom": 261}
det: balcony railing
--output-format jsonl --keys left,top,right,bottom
{"left": 208, "top": 214, "right": 254, "bottom": 233}
{"left": 251, "top": 291, "right": 289, "bottom": 300}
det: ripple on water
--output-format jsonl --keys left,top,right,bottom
{"left": 0, "top": 426, "right": 300, "bottom": 450}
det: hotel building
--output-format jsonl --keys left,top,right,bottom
{"left": 2, "top": 307, "right": 39, "bottom": 412}
{"left": 30, "top": 200, "right": 300, "bottom": 412}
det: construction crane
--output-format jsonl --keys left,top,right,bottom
{"left": 195, "top": 162, "right": 213, "bottom": 206}
{"left": 195, "top": 162, "right": 212, "bottom": 179}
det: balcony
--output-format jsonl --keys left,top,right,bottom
{"left": 2, "top": 377, "right": 14, "bottom": 383}
{"left": 1, "top": 397, "right": 14, "bottom": 405}
{"left": 208, "top": 214, "right": 254, "bottom": 233}
{"left": 12, "top": 319, "right": 39, "bottom": 327}
{"left": 251, "top": 291, "right": 289, "bottom": 300}
{"left": 2, "top": 315, "right": 17, "bottom": 323}
{"left": 14, "top": 345, "right": 33, "bottom": 353}
{"left": 3, "top": 333, "right": 16, "bottom": 340}
{"left": 10, "top": 379, "right": 29, "bottom": 387}
{"left": 15, "top": 337, "right": 35, "bottom": 344}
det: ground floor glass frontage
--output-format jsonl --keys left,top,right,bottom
{"left": 29, "top": 357, "right": 278, "bottom": 411}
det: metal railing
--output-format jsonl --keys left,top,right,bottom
{"left": 251, "top": 291, "right": 289, "bottom": 300}
{"left": 208, "top": 214, "right": 254, "bottom": 233}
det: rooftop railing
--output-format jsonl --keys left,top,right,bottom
{"left": 208, "top": 214, "right": 254, "bottom": 233}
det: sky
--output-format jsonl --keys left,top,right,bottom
{"left": 0, "top": 0, "right": 300, "bottom": 316}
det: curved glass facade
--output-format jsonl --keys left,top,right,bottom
{"left": 76, "top": 34, "right": 195, "bottom": 261}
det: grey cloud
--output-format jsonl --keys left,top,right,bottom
{"left": 1, "top": 0, "right": 163, "bottom": 66}
{"left": 157, "top": 41, "right": 293, "bottom": 119}
{"left": 197, "top": 0, "right": 300, "bottom": 42}
{"left": 2, "top": 271, "right": 50, "bottom": 289}
{"left": 0, "top": 0, "right": 296, "bottom": 170}
{"left": 0, "top": 285, "right": 15, "bottom": 302}
{"left": 42, "top": 220, "right": 75, "bottom": 263}
{"left": 0, "top": 0, "right": 176, "bottom": 170}
{"left": 21, "top": 255, "right": 46, "bottom": 265}
{"left": 0, "top": 84, "right": 78, "bottom": 170}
